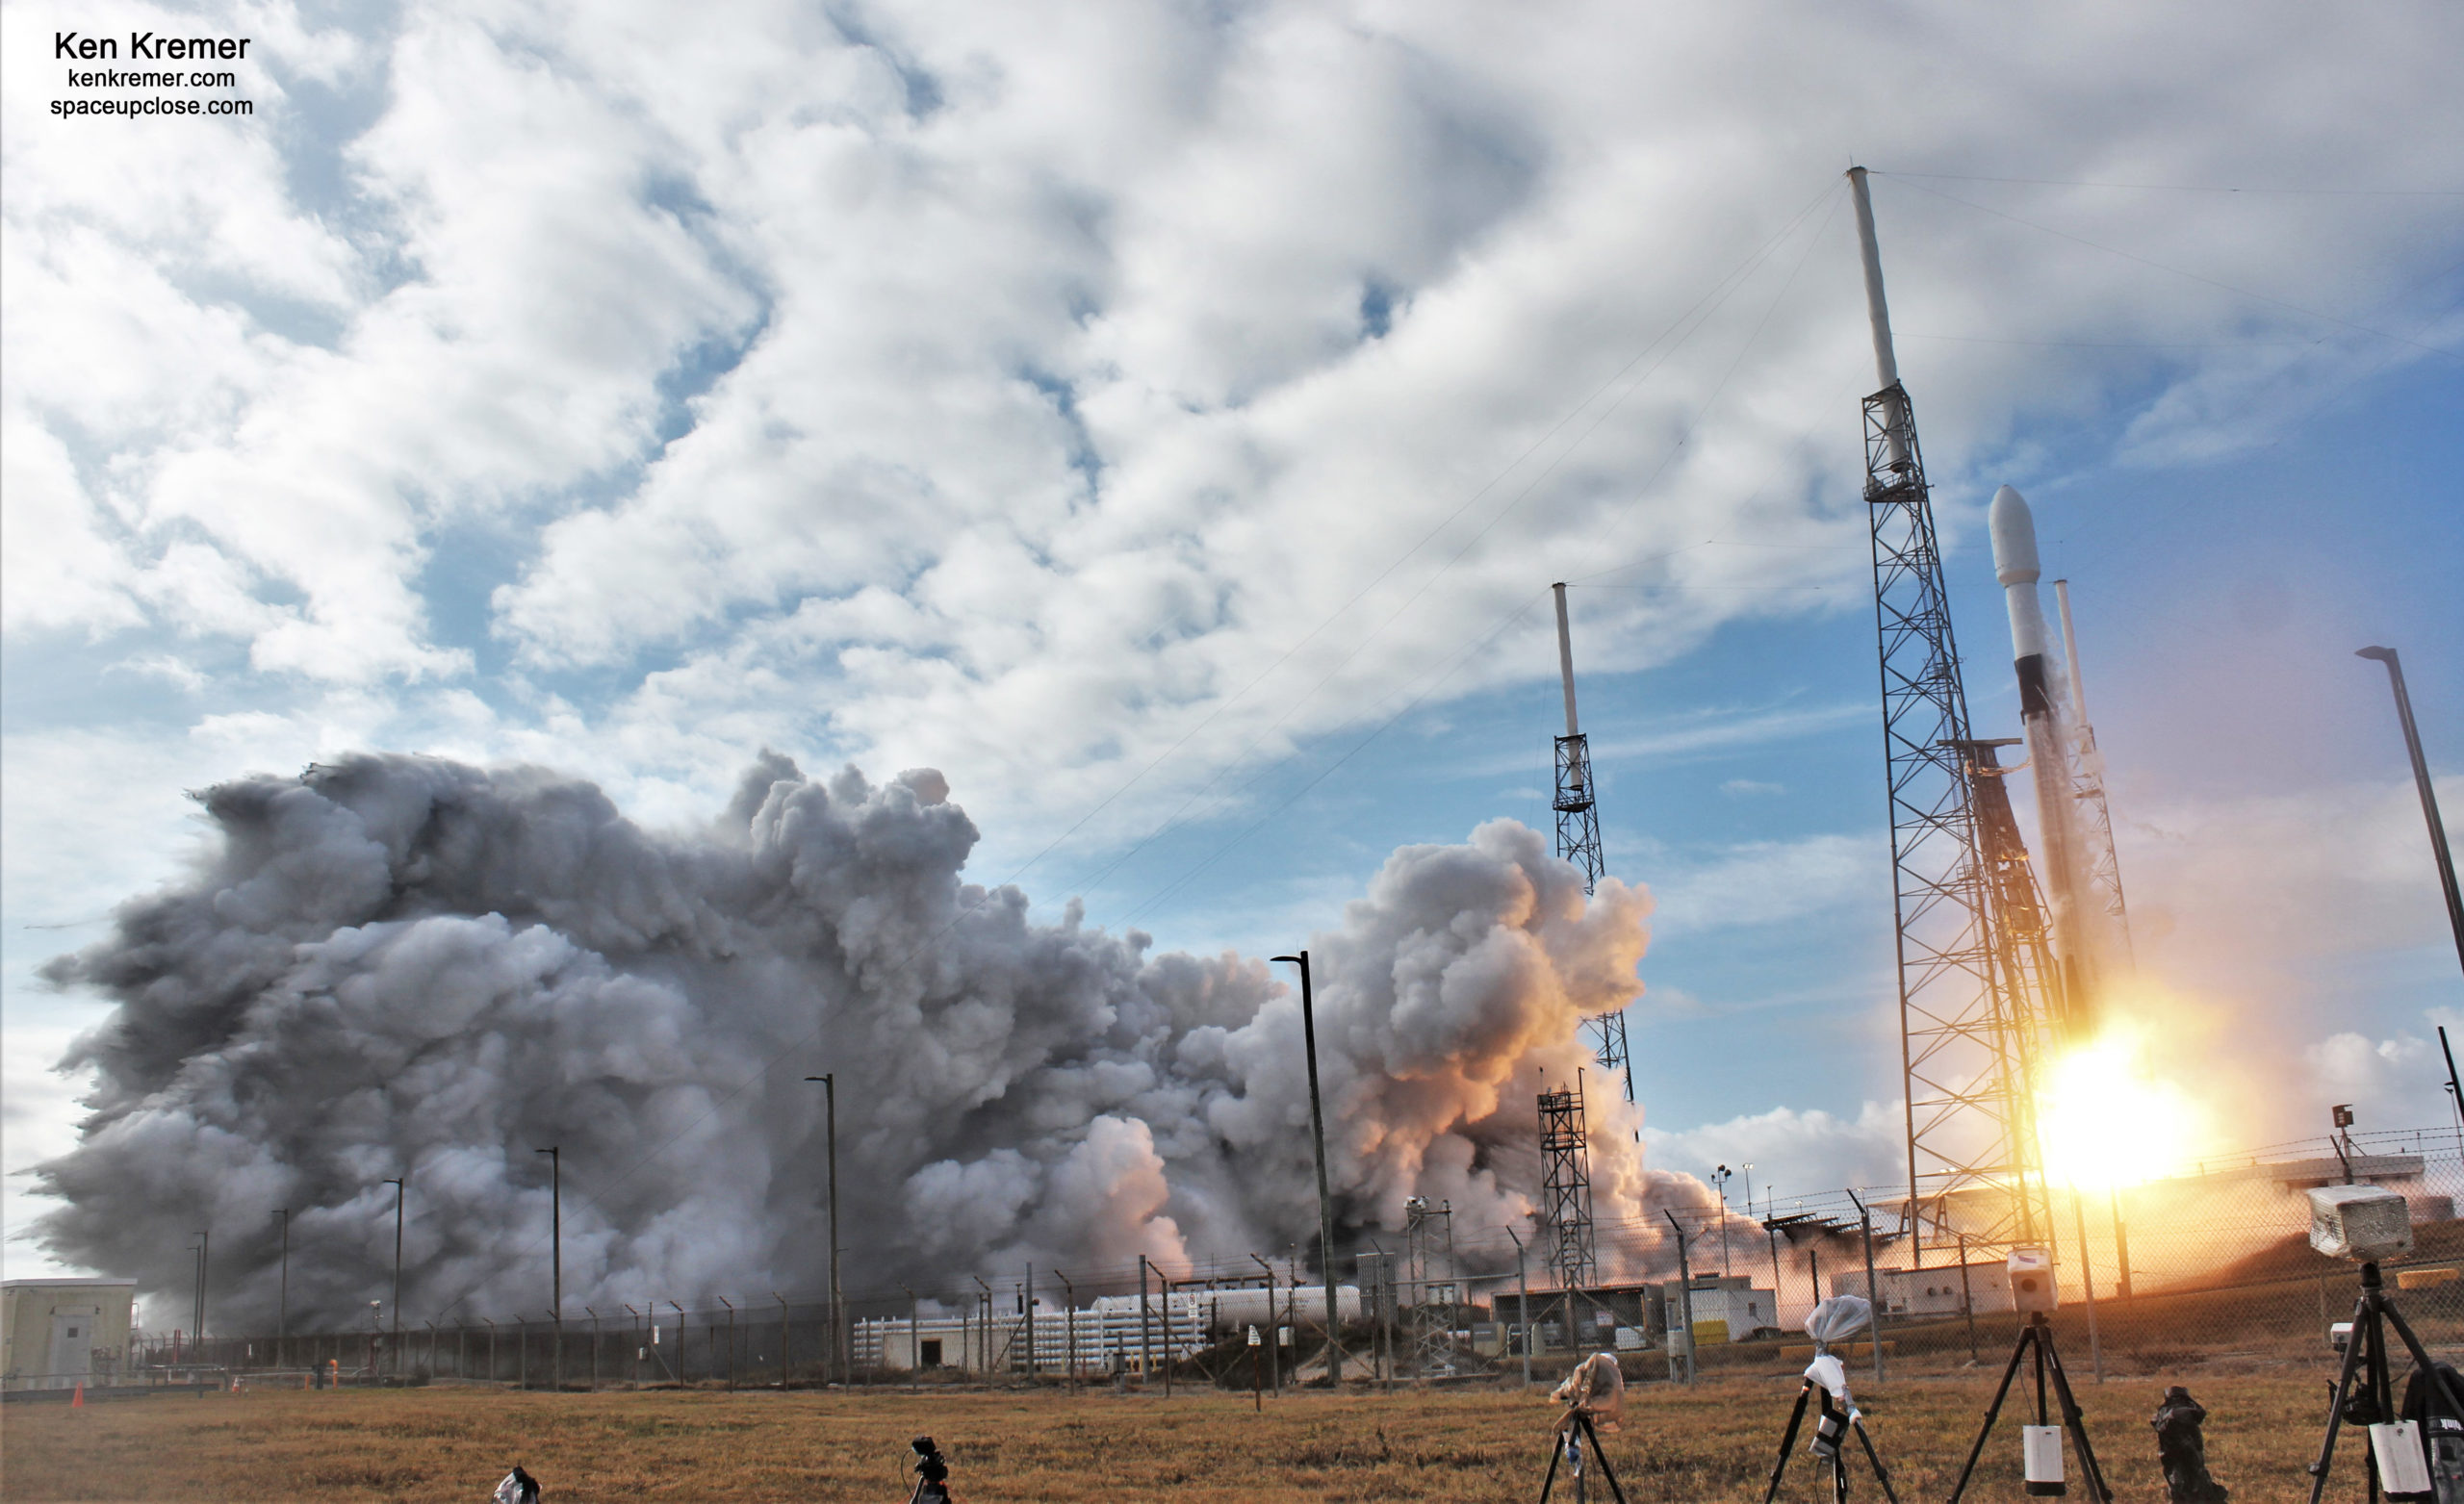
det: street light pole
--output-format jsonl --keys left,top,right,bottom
{"left": 1714, "top": 1165, "right": 1733, "bottom": 1277}
{"left": 272, "top": 1210, "right": 289, "bottom": 1368}
{"left": 535, "top": 1147, "right": 560, "bottom": 1391}
{"left": 805, "top": 1075, "right": 841, "bottom": 1384}
{"left": 1271, "top": 952, "right": 1342, "bottom": 1386}
{"left": 1504, "top": 1225, "right": 1532, "bottom": 1389}
{"left": 382, "top": 1177, "right": 404, "bottom": 1378}
{"left": 2358, "top": 647, "right": 2464, "bottom": 978}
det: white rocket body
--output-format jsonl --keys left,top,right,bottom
{"left": 1990, "top": 486, "right": 2102, "bottom": 1023}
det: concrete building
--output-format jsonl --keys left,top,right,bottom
{"left": 2, "top": 1279, "right": 138, "bottom": 1390}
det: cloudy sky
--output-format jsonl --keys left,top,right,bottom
{"left": 6, "top": 0, "right": 2462, "bottom": 1281}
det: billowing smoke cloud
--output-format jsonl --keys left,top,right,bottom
{"left": 36, "top": 752, "right": 1666, "bottom": 1327}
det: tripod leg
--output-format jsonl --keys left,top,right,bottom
{"left": 1764, "top": 1385, "right": 1812, "bottom": 1504}
{"left": 2376, "top": 1289, "right": 2464, "bottom": 1423}
{"left": 1949, "top": 1326, "right": 2035, "bottom": 1504}
{"left": 2311, "top": 1289, "right": 2377, "bottom": 1504}
{"left": 1578, "top": 1413, "right": 1630, "bottom": 1504}
{"left": 1539, "top": 1422, "right": 1566, "bottom": 1503}
{"left": 1855, "top": 1418, "right": 1900, "bottom": 1504}
{"left": 2039, "top": 1331, "right": 2113, "bottom": 1504}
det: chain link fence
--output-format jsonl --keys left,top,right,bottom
{"left": 95, "top": 1125, "right": 2464, "bottom": 1392}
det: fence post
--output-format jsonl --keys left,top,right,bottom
{"left": 1847, "top": 1189, "right": 1884, "bottom": 1382}
{"left": 972, "top": 1277, "right": 993, "bottom": 1381}
{"left": 1251, "top": 1255, "right": 1280, "bottom": 1394}
{"left": 1138, "top": 1257, "right": 1154, "bottom": 1389}
{"left": 901, "top": 1286, "right": 920, "bottom": 1394}
{"left": 1958, "top": 1233, "right": 1978, "bottom": 1362}
{"left": 2071, "top": 1187, "right": 2104, "bottom": 1383}
{"left": 1663, "top": 1210, "right": 1695, "bottom": 1385}
{"left": 2110, "top": 1189, "right": 2133, "bottom": 1302}
{"left": 1057, "top": 1274, "right": 1076, "bottom": 1394}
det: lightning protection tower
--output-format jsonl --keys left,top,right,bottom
{"left": 1849, "top": 167, "right": 2057, "bottom": 1250}
{"left": 1538, "top": 1073, "right": 1598, "bottom": 1293}
{"left": 1552, "top": 582, "right": 1634, "bottom": 1109}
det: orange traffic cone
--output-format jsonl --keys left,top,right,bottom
{"left": 70, "top": 1382, "right": 84, "bottom": 1408}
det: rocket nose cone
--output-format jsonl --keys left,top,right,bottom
{"left": 1989, "top": 485, "right": 2041, "bottom": 586}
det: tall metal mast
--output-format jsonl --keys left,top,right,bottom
{"left": 1849, "top": 167, "right": 2053, "bottom": 1248}
{"left": 1551, "top": 583, "right": 1634, "bottom": 1108}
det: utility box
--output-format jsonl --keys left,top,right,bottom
{"left": 3, "top": 1279, "right": 138, "bottom": 1390}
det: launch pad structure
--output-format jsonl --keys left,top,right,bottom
{"left": 1849, "top": 167, "right": 2060, "bottom": 1253}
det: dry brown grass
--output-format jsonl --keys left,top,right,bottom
{"left": 0, "top": 1364, "right": 2355, "bottom": 1502}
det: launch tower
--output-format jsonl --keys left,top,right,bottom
{"left": 1849, "top": 167, "right": 2057, "bottom": 1249}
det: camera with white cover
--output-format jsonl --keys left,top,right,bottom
{"left": 2008, "top": 1246, "right": 2058, "bottom": 1315}
{"left": 2310, "top": 1184, "right": 2413, "bottom": 1262}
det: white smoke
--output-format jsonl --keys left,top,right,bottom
{"left": 35, "top": 752, "right": 1663, "bottom": 1327}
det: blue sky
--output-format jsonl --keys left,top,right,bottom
{"left": 6, "top": 0, "right": 2462, "bottom": 1277}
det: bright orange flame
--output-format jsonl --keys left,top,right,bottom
{"left": 2037, "top": 1016, "right": 2207, "bottom": 1191}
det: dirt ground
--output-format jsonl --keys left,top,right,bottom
{"left": 0, "top": 1365, "right": 2366, "bottom": 1502}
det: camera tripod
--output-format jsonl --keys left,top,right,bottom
{"left": 1536, "top": 1409, "right": 1630, "bottom": 1503}
{"left": 1762, "top": 1379, "right": 1900, "bottom": 1504}
{"left": 2307, "top": 1260, "right": 2464, "bottom": 1504}
{"left": 1946, "top": 1312, "right": 2112, "bottom": 1503}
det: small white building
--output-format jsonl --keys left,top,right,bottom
{"left": 1667, "top": 1283, "right": 1779, "bottom": 1342}
{"left": 1830, "top": 1262, "right": 2013, "bottom": 1317}
{"left": 2, "top": 1279, "right": 138, "bottom": 1390}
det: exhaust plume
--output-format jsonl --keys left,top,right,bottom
{"left": 35, "top": 752, "right": 1657, "bottom": 1327}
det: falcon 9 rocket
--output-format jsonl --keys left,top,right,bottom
{"left": 1989, "top": 485, "right": 2106, "bottom": 1027}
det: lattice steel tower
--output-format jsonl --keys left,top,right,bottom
{"left": 1849, "top": 167, "right": 2055, "bottom": 1249}
{"left": 1401, "top": 1197, "right": 1460, "bottom": 1376}
{"left": 1538, "top": 1074, "right": 1598, "bottom": 1289}
{"left": 1551, "top": 583, "right": 1635, "bottom": 1109}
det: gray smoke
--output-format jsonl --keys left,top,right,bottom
{"left": 35, "top": 752, "right": 1669, "bottom": 1328}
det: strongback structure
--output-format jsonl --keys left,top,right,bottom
{"left": 1538, "top": 1076, "right": 1599, "bottom": 1291}
{"left": 2053, "top": 580, "right": 2135, "bottom": 964}
{"left": 1849, "top": 167, "right": 2055, "bottom": 1250}
{"left": 1551, "top": 583, "right": 1635, "bottom": 1109}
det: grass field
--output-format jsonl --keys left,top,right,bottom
{"left": 0, "top": 1365, "right": 2360, "bottom": 1501}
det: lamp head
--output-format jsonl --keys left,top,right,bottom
{"left": 2357, "top": 647, "right": 2396, "bottom": 663}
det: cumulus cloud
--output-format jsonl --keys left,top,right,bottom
{"left": 6, "top": 0, "right": 2457, "bottom": 832}
{"left": 34, "top": 752, "right": 1663, "bottom": 1325}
